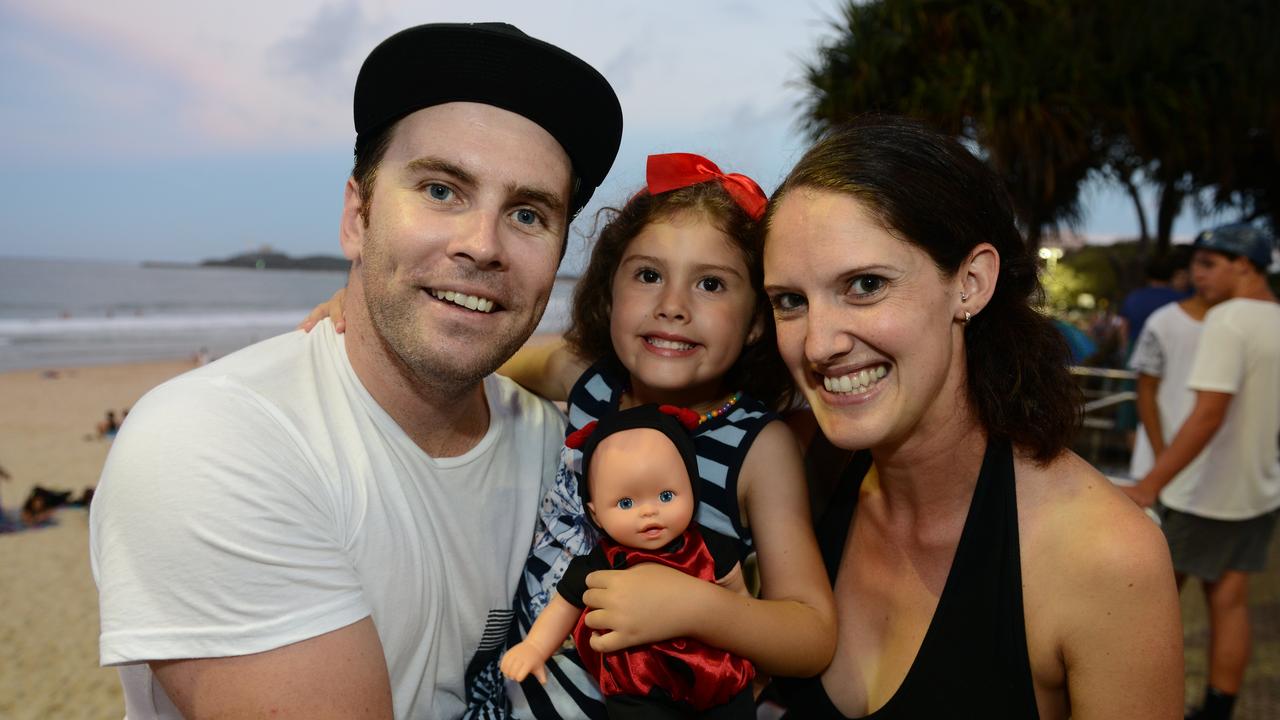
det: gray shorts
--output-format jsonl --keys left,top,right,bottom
{"left": 1159, "top": 505, "right": 1279, "bottom": 581}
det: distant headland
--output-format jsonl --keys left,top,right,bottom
{"left": 143, "top": 251, "right": 350, "bottom": 272}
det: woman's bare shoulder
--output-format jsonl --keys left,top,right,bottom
{"left": 1013, "top": 451, "right": 1183, "bottom": 716}
{"left": 1014, "top": 449, "right": 1167, "bottom": 566}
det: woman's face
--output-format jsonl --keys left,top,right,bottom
{"left": 764, "top": 189, "right": 966, "bottom": 452}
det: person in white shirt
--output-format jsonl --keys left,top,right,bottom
{"left": 1127, "top": 285, "right": 1213, "bottom": 484}
{"left": 90, "top": 23, "right": 623, "bottom": 720}
{"left": 1124, "top": 223, "right": 1279, "bottom": 720}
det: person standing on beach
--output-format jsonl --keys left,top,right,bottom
{"left": 1124, "top": 223, "right": 1279, "bottom": 720}
{"left": 89, "top": 22, "right": 622, "bottom": 720}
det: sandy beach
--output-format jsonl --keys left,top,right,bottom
{"left": 0, "top": 360, "right": 192, "bottom": 720}
{"left": 1, "top": 356, "right": 1276, "bottom": 718}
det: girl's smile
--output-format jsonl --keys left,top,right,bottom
{"left": 642, "top": 332, "right": 699, "bottom": 356}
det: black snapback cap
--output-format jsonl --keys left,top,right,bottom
{"left": 354, "top": 22, "right": 624, "bottom": 217}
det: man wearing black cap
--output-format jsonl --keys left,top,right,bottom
{"left": 1123, "top": 223, "right": 1278, "bottom": 720}
{"left": 90, "top": 23, "right": 622, "bottom": 720}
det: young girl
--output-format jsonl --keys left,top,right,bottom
{"left": 303, "top": 153, "right": 835, "bottom": 719}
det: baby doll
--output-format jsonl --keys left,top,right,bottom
{"left": 500, "top": 404, "right": 756, "bottom": 719}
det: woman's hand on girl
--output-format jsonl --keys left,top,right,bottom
{"left": 298, "top": 288, "right": 347, "bottom": 333}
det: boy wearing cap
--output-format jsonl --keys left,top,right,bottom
{"left": 90, "top": 23, "right": 622, "bottom": 720}
{"left": 1123, "top": 223, "right": 1278, "bottom": 720}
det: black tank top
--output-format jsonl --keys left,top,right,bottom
{"left": 778, "top": 437, "right": 1040, "bottom": 719}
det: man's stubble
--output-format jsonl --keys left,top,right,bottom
{"left": 357, "top": 222, "right": 550, "bottom": 398}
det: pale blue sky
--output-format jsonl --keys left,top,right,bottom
{"left": 0, "top": 0, "right": 1211, "bottom": 270}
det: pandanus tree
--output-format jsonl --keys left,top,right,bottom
{"left": 801, "top": 0, "right": 1101, "bottom": 250}
{"left": 801, "top": 0, "right": 1279, "bottom": 253}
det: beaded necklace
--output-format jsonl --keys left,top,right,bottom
{"left": 694, "top": 391, "right": 743, "bottom": 426}
{"left": 619, "top": 389, "right": 744, "bottom": 427}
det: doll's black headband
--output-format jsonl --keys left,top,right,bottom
{"left": 569, "top": 404, "right": 701, "bottom": 510}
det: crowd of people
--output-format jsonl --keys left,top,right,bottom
{"left": 83, "top": 20, "right": 1276, "bottom": 720}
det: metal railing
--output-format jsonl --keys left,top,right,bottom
{"left": 1070, "top": 363, "right": 1141, "bottom": 476}
{"left": 1069, "top": 366, "right": 1137, "bottom": 478}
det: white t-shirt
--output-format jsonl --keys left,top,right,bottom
{"left": 1174, "top": 299, "right": 1280, "bottom": 519}
{"left": 1127, "top": 302, "right": 1207, "bottom": 490}
{"left": 90, "top": 320, "right": 564, "bottom": 719}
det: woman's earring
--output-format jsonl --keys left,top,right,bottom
{"left": 963, "top": 310, "right": 972, "bottom": 324}
{"left": 960, "top": 292, "right": 969, "bottom": 302}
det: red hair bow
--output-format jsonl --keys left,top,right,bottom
{"left": 646, "top": 153, "right": 768, "bottom": 221}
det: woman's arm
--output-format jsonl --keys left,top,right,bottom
{"left": 1036, "top": 464, "right": 1183, "bottom": 718}
{"left": 496, "top": 337, "right": 589, "bottom": 403}
{"left": 582, "top": 421, "right": 837, "bottom": 677}
{"left": 500, "top": 594, "right": 580, "bottom": 685}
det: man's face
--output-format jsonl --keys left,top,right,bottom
{"left": 343, "top": 102, "right": 572, "bottom": 390}
{"left": 1190, "top": 249, "right": 1243, "bottom": 304}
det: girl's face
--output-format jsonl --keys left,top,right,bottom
{"left": 609, "top": 210, "right": 762, "bottom": 405}
{"left": 764, "top": 189, "right": 966, "bottom": 452}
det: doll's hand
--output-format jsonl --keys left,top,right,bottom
{"left": 298, "top": 287, "right": 347, "bottom": 333}
{"left": 500, "top": 642, "right": 549, "bottom": 685}
{"left": 581, "top": 562, "right": 713, "bottom": 653}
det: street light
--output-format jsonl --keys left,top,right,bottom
{"left": 1038, "top": 246, "right": 1064, "bottom": 268}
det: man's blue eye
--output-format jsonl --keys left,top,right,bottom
{"left": 426, "top": 184, "right": 452, "bottom": 201}
{"left": 617, "top": 498, "right": 634, "bottom": 510}
{"left": 514, "top": 208, "right": 539, "bottom": 226}
{"left": 659, "top": 490, "right": 675, "bottom": 502}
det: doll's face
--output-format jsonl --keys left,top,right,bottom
{"left": 585, "top": 428, "right": 696, "bottom": 550}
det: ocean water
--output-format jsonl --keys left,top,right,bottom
{"left": 0, "top": 257, "right": 575, "bottom": 372}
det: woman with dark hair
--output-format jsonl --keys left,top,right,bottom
{"left": 759, "top": 117, "right": 1182, "bottom": 717}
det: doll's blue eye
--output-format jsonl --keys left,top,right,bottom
{"left": 659, "top": 490, "right": 675, "bottom": 502}
{"left": 617, "top": 498, "right": 634, "bottom": 510}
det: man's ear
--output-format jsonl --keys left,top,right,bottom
{"left": 340, "top": 177, "right": 367, "bottom": 262}
{"left": 957, "top": 243, "right": 1000, "bottom": 322}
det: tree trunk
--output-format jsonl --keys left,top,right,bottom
{"left": 1122, "top": 172, "right": 1150, "bottom": 252}
{"left": 1155, "top": 178, "right": 1184, "bottom": 255}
